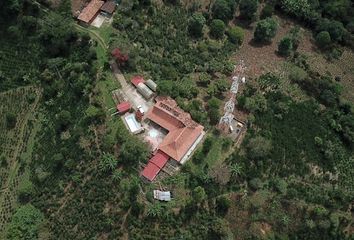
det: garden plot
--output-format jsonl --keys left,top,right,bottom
{"left": 0, "top": 86, "right": 41, "bottom": 234}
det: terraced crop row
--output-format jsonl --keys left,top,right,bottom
{"left": 0, "top": 86, "right": 41, "bottom": 232}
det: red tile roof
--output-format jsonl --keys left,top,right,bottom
{"left": 150, "top": 150, "right": 169, "bottom": 168}
{"left": 117, "top": 101, "right": 131, "bottom": 113}
{"left": 145, "top": 97, "right": 204, "bottom": 162}
{"left": 78, "top": 0, "right": 104, "bottom": 23}
{"left": 141, "top": 162, "right": 161, "bottom": 181}
{"left": 131, "top": 76, "right": 145, "bottom": 87}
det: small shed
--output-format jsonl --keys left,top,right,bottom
{"left": 117, "top": 101, "right": 131, "bottom": 114}
{"left": 141, "top": 162, "right": 161, "bottom": 181}
{"left": 153, "top": 190, "right": 171, "bottom": 201}
{"left": 150, "top": 151, "right": 169, "bottom": 169}
{"left": 100, "top": 1, "right": 116, "bottom": 16}
{"left": 145, "top": 79, "right": 157, "bottom": 92}
{"left": 131, "top": 75, "right": 145, "bottom": 87}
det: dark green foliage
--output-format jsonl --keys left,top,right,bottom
{"left": 246, "top": 136, "right": 272, "bottom": 160}
{"left": 275, "top": 0, "right": 354, "bottom": 49}
{"left": 85, "top": 105, "right": 105, "bottom": 124}
{"left": 316, "top": 19, "right": 345, "bottom": 42}
{"left": 321, "top": 0, "right": 351, "bottom": 20}
{"left": 249, "top": 178, "right": 264, "bottom": 190}
{"left": 6, "top": 204, "right": 44, "bottom": 240}
{"left": 208, "top": 97, "right": 221, "bottom": 125}
{"left": 243, "top": 93, "right": 268, "bottom": 113}
{"left": 188, "top": 13, "right": 206, "bottom": 38}
{"left": 215, "top": 195, "right": 231, "bottom": 215}
{"left": 260, "top": 4, "right": 274, "bottom": 19}
{"left": 99, "top": 153, "right": 118, "bottom": 173}
{"left": 38, "top": 13, "right": 77, "bottom": 57}
{"left": 6, "top": 113, "right": 17, "bottom": 129}
{"left": 0, "top": 0, "right": 25, "bottom": 18}
{"left": 192, "top": 186, "right": 207, "bottom": 203}
{"left": 226, "top": 26, "right": 244, "bottom": 45}
{"left": 239, "top": 0, "right": 258, "bottom": 21}
{"left": 254, "top": 18, "right": 278, "bottom": 43}
{"left": 346, "top": 21, "right": 354, "bottom": 34}
{"left": 210, "top": 19, "right": 226, "bottom": 39}
{"left": 316, "top": 31, "right": 332, "bottom": 48}
{"left": 119, "top": 136, "right": 150, "bottom": 168}
{"left": 212, "top": 0, "right": 237, "bottom": 22}
{"left": 278, "top": 36, "right": 293, "bottom": 56}
{"left": 18, "top": 180, "right": 36, "bottom": 203}
{"left": 207, "top": 78, "right": 230, "bottom": 96}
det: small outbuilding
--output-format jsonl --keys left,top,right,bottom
{"left": 153, "top": 190, "right": 171, "bottom": 202}
{"left": 131, "top": 75, "right": 145, "bottom": 87}
{"left": 141, "top": 162, "right": 161, "bottom": 181}
{"left": 100, "top": 1, "right": 116, "bottom": 16}
{"left": 117, "top": 101, "right": 131, "bottom": 114}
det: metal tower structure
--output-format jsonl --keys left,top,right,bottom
{"left": 218, "top": 60, "right": 246, "bottom": 133}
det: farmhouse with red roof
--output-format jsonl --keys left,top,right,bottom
{"left": 141, "top": 96, "right": 205, "bottom": 181}
{"left": 77, "top": 0, "right": 104, "bottom": 24}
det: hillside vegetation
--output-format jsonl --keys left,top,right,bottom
{"left": 0, "top": 0, "right": 353, "bottom": 239}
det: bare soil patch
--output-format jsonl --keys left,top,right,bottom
{"left": 232, "top": 16, "right": 314, "bottom": 80}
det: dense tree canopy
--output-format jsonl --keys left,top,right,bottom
{"left": 239, "top": 0, "right": 258, "bottom": 21}
{"left": 212, "top": 0, "right": 237, "bottom": 22}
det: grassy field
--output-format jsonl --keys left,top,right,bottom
{"left": 0, "top": 86, "right": 41, "bottom": 236}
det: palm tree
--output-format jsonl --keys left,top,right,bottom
{"left": 230, "top": 163, "right": 243, "bottom": 177}
{"left": 112, "top": 170, "right": 122, "bottom": 182}
{"left": 99, "top": 153, "right": 117, "bottom": 172}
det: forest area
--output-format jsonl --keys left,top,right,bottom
{"left": 0, "top": 0, "right": 353, "bottom": 239}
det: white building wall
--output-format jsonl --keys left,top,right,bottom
{"left": 179, "top": 131, "right": 206, "bottom": 165}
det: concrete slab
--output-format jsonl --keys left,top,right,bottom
{"left": 91, "top": 14, "right": 105, "bottom": 28}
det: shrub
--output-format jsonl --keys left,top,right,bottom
{"left": 210, "top": 19, "right": 226, "bottom": 39}
{"left": 192, "top": 186, "right": 207, "bottom": 203}
{"left": 227, "top": 26, "right": 244, "bottom": 45}
{"left": 6, "top": 113, "right": 17, "bottom": 129}
{"left": 316, "top": 31, "right": 331, "bottom": 49}
{"left": 346, "top": 21, "right": 354, "bottom": 34}
{"left": 249, "top": 178, "right": 264, "bottom": 190}
{"left": 6, "top": 204, "right": 44, "bottom": 240}
{"left": 208, "top": 97, "right": 221, "bottom": 125}
{"left": 216, "top": 195, "right": 231, "bottom": 215}
{"left": 254, "top": 18, "right": 278, "bottom": 43}
{"left": 288, "top": 65, "right": 308, "bottom": 83}
{"left": 278, "top": 36, "right": 293, "bottom": 56}
{"left": 260, "top": 4, "right": 274, "bottom": 19}
{"left": 239, "top": 0, "right": 258, "bottom": 21}
{"left": 99, "top": 153, "right": 118, "bottom": 173}
{"left": 18, "top": 180, "right": 35, "bottom": 203}
{"left": 316, "top": 19, "right": 345, "bottom": 42}
{"left": 188, "top": 13, "right": 206, "bottom": 38}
